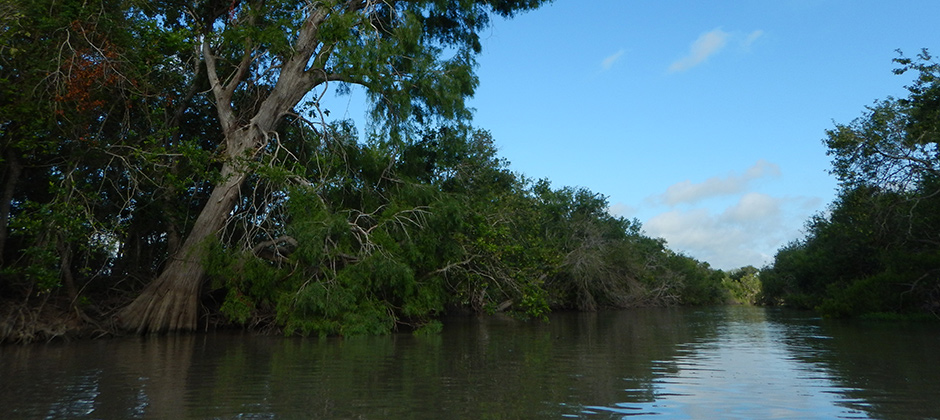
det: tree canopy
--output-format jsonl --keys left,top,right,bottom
{"left": 760, "top": 50, "right": 940, "bottom": 319}
{"left": 0, "top": 0, "right": 735, "bottom": 342}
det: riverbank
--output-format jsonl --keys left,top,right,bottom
{"left": 0, "top": 296, "right": 121, "bottom": 344}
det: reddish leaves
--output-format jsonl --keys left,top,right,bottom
{"left": 54, "top": 21, "right": 126, "bottom": 117}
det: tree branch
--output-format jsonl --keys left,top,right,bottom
{"left": 251, "top": 236, "right": 299, "bottom": 261}
{"left": 202, "top": 39, "right": 236, "bottom": 132}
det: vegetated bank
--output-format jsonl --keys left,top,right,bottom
{"left": 0, "top": 0, "right": 752, "bottom": 343}
{"left": 0, "top": 122, "right": 743, "bottom": 342}
{"left": 758, "top": 51, "right": 940, "bottom": 321}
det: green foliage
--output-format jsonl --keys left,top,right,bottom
{"left": 195, "top": 122, "right": 730, "bottom": 336}
{"left": 220, "top": 289, "right": 256, "bottom": 325}
{"left": 412, "top": 319, "right": 443, "bottom": 335}
{"left": 666, "top": 254, "right": 727, "bottom": 306}
{"left": 721, "top": 266, "right": 761, "bottom": 304}
{"left": 763, "top": 51, "right": 940, "bottom": 318}
{"left": 2, "top": 0, "right": 736, "bottom": 338}
{"left": 0, "top": 0, "right": 226, "bottom": 311}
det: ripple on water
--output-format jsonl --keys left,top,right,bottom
{"left": 2, "top": 307, "right": 939, "bottom": 419}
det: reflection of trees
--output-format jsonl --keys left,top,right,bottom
{"left": 219, "top": 309, "right": 718, "bottom": 418}
{"left": 814, "top": 321, "right": 940, "bottom": 420}
{"left": 0, "top": 309, "right": 730, "bottom": 419}
{"left": 181, "top": 310, "right": 722, "bottom": 418}
{"left": 768, "top": 311, "right": 940, "bottom": 420}
{"left": 0, "top": 334, "right": 196, "bottom": 418}
{"left": 4, "top": 308, "right": 938, "bottom": 419}
{"left": 115, "top": 335, "right": 195, "bottom": 419}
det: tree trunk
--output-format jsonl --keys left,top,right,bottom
{"left": 0, "top": 149, "right": 21, "bottom": 265}
{"left": 56, "top": 234, "right": 78, "bottom": 303}
{"left": 116, "top": 90, "right": 314, "bottom": 333}
{"left": 117, "top": 158, "right": 247, "bottom": 333}
{"left": 117, "top": 5, "right": 332, "bottom": 333}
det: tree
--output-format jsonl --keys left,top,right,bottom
{"left": 721, "top": 266, "right": 760, "bottom": 304}
{"left": 762, "top": 50, "right": 940, "bottom": 317}
{"left": 3, "top": 0, "right": 736, "bottom": 341}
{"left": 827, "top": 49, "right": 940, "bottom": 194}
{"left": 117, "top": 0, "right": 549, "bottom": 333}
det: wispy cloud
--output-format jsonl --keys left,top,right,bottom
{"left": 741, "top": 30, "right": 764, "bottom": 50}
{"left": 638, "top": 161, "right": 822, "bottom": 269}
{"left": 669, "top": 28, "right": 730, "bottom": 72}
{"left": 607, "top": 202, "right": 636, "bottom": 218}
{"left": 668, "top": 28, "right": 764, "bottom": 72}
{"left": 723, "top": 192, "right": 780, "bottom": 222}
{"left": 652, "top": 160, "right": 781, "bottom": 206}
{"left": 601, "top": 49, "right": 626, "bottom": 71}
{"left": 643, "top": 159, "right": 822, "bottom": 270}
{"left": 644, "top": 193, "right": 807, "bottom": 269}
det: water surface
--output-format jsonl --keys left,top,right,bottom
{"left": 1, "top": 306, "right": 938, "bottom": 419}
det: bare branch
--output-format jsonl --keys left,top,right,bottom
{"left": 202, "top": 38, "right": 237, "bottom": 131}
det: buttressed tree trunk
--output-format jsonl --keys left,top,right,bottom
{"left": 117, "top": 0, "right": 546, "bottom": 333}
{"left": 118, "top": 6, "right": 336, "bottom": 333}
{"left": 117, "top": 159, "right": 246, "bottom": 332}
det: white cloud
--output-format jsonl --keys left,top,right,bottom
{"left": 669, "top": 28, "right": 730, "bottom": 72}
{"left": 601, "top": 49, "right": 626, "bottom": 71}
{"left": 743, "top": 159, "right": 781, "bottom": 179}
{"left": 653, "top": 160, "right": 780, "bottom": 206}
{"left": 640, "top": 160, "right": 822, "bottom": 270}
{"left": 644, "top": 193, "right": 790, "bottom": 269}
{"left": 722, "top": 192, "right": 780, "bottom": 222}
{"left": 668, "top": 28, "right": 764, "bottom": 72}
{"left": 741, "top": 30, "right": 764, "bottom": 49}
{"left": 607, "top": 202, "right": 636, "bottom": 218}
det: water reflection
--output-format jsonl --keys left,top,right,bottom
{"left": 1, "top": 307, "right": 937, "bottom": 419}
{"left": 769, "top": 310, "right": 940, "bottom": 420}
{"left": 623, "top": 307, "right": 872, "bottom": 419}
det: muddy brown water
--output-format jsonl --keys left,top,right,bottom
{"left": 2, "top": 306, "right": 938, "bottom": 419}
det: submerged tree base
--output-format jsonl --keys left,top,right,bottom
{"left": 117, "top": 260, "right": 203, "bottom": 334}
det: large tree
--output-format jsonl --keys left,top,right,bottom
{"left": 117, "top": 0, "right": 548, "bottom": 333}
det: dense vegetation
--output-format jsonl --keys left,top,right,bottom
{"left": 759, "top": 51, "right": 940, "bottom": 319}
{"left": 0, "top": 0, "right": 733, "bottom": 342}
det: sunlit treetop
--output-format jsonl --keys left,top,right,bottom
{"left": 137, "top": 0, "right": 549, "bottom": 133}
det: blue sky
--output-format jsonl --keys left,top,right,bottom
{"left": 331, "top": 0, "right": 940, "bottom": 270}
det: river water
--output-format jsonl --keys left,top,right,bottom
{"left": 1, "top": 306, "right": 938, "bottom": 419}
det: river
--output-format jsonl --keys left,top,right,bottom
{"left": 1, "top": 306, "right": 938, "bottom": 419}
